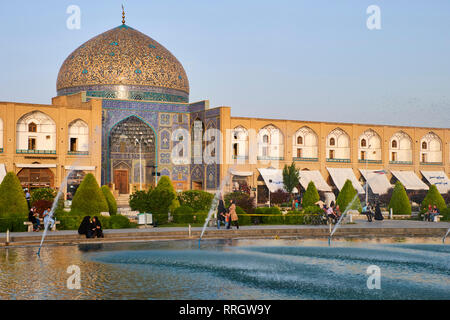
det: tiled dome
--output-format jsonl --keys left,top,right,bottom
{"left": 56, "top": 24, "right": 189, "bottom": 103}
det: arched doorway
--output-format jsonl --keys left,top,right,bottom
{"left": 17, "top": 168, "right": 55, "bottom": 190}
{"left": 108, "top": 116, "right": 156, "bottom": 194}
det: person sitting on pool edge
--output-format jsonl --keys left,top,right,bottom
{"left": 78, "top": 216, "right": 94, "bottom": 238}
{"left": 92, "top": 216, "right": 104, "bottom": 238}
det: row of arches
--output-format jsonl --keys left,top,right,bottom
{"left": 232, "top": 125, "right": 444, "bottom": 163}
{"left": 2, "top": 111, "right": 90, "bottom": 153}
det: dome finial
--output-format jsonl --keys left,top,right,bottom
{"left": 122, "top": 5, "right": 126, "bottom": 24}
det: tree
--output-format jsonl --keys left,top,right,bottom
{"left": 178, "top": 190, "right": 214, "bottom": 212}
{"left": 302, "top": 181, "right": 320, "bottom": 208}
{"left": 31, "top": 188, "right": 56, "bottom": 205}
{"left": 388, "top": 181, "right": 411, "bottom": 215}
{"left": 101, "top": 185, "right": 117, "bottom": 216}
{"left": 282, "top": 162, "right": 300, "bottom": 197}
{"left": 0, "top": 172, "right": 28, "bottom": 232}
{"left": 154, "top": 176, "right": 179, "bottom": 212}
{"left": 71, "top": 173, "right": 109, "bottom": 216}
{"left": 224, "top": 192, "right": 255, "bottom": 214}
{"left": 336, "top": 179, "right": 362, "bottom": 213}
{"left": 420, "top": 185, "right": 446, "bottom": 213}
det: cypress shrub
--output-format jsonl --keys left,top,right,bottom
{"left": 71, "top": 173, "right": 109, "bottom": 216}
{"left": 101, "top": 185, "right": 117, "bottom": 215}
{"left": 155, "top": 176, "right": 179, "bottom": 213}
{"left": 178, "top": 190, "right": 214, "bottom": 212}
{"left": 420, "top": 185, "right": 446, "bottom": 213}
{"left": 388, "top": 181, "right": 411, "bottom": 215}
{"left": 302, "top": 181, "right": 320, "bottom": 208}
{"left": 0, "top": 172, "right": 28, "bottom": 232}
{"left": 336, "top": 180, "right": 362, "bottom": 213}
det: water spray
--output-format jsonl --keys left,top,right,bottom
{"left": 328, "top": 194, "right": 359, "bottom": 246}
{"left": 198, "top": 167, "right": 234, "bottom": 249}
{"left": 443, "top": 227, "right": 450, "bottom": 244}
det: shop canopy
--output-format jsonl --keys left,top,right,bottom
{"left": 359, "top": 169, "right": 393, "bottom": 195}
{"left": 257, "top": 168, "right": 298, "bottom": 193}
{"left": 15, "top": 164, "right": 57, "bottom": 168}
{"left": 0, "top": 164, "right": 6, "bottom": 184}
{"left": 390, "top": 170, "right": 429, "bottom": 191}
{"left": 327, "top": 167, "right": 365, "bottom": 194}
{"left": 420, "top": 171, "right": 450, "bottom": 194}
{"left": 230, "top": 169, "right": 254, "bottom": 177}
{"left": 298, "top": 170, "right": 332, "bottom": 192}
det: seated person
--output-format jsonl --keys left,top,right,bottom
{"left": 325, "top": 205, "right": 338, "bottom": 224}
{"left": 78, "top": 216, "right": 94, "bottom": 238}
{"left": 42, "top": 207, "right": 55, "bottom": 230}
{"left": 431, "top": 205, "right": 440, "bottom": 222}
{"left": 28, "top": 207, "right": 40, "bottom": 231}
{"left": 91, "top": 216, "right": 104, "bottom": 238}
{"left": 362, "top": 203, "right": 373, "bottom": 222}
{"left": 424, "top": 205, "right": 433, "bottom": 221}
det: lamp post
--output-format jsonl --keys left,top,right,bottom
{"left": 134, "top": 133, "right": 152, "bottom": 191}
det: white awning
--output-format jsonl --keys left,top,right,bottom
{"left": 327, "top": 167, "right": 365, "bottom": 194}
{"left": 64, "top": 166, "right": 96, "bottom": 171}
{"left": 359, "top": 169, "right": 393, "bottom": 195}
{"left": 257, "top": 168, "right": 298, "bottom": 193}
{"left": 230, "top": 169, "right": 253, "bottom": 177}
{"left": 299, "top": 170, "right": 332, "bottom": 192}
{"left": 420, "top": 171, "right": 450, "bottom": 194}
{"left": 15, "top": 163, "right": 57, "bottom": 168}
{"left": 391, "top": 170, "right": 429, "bottom": 191}
{"left": 0, "top": 164, "right": 6, "bottom": 184}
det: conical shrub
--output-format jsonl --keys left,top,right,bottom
{"left": 154, "top": 176, "right": 179, "bottom": 212}
{"left": 336, "top": 179, "right": 362, "bottom": 212}
{"left": 388, "top": 181, "right": 411, "bottom": 215}
{"left": 101, "top": 185, "right": 118, "bottom": 216}
{"left": 302, "top": 181, "right": 320, "bottom": 208}
{"left": 71, "top": 173, "right": 108, "bottom": 216}
{"left": 0, "top": 172, "right": 28, "bottom": 231}
{"left": 420, "top": 184, "right": 446, "bottom": 213}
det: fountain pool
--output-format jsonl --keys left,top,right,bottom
{"left": 0, "top": 238, "right": 449, "bottom": 299}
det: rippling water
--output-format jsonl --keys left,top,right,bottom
{"left": 0, "top": 238, "right": 449, "bottom": 300}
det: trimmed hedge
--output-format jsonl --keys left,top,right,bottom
{"left": 420, "top": 185, "right": 446, "bottom": 214}
{"left": 101, "top": 185, "right": 117, "bottom": 215}
{"left": 0, "top": 172, "right": 28, "bottom": 232}
{"left": 178, "top": 190, "right": 214, "bottom": 212}
{"left": 336, "top": 179, "right": 362, "bottom": 213}
{"left": 172, "top": 205, "right": 195, "bottom": 223}
{"left": 303, "top": 181, "right": 320, "bottom": 208}
{"left": 389, "top": 181, "right": 411, "bottom": 215}
{"left": 71, "top": 174, "right": 109, "bottom": 216}
{"left": 156, "top": 176, "right": 180, "bottom": 213}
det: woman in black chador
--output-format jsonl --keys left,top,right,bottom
{"left": 92, "top": 216, "right": 104, "bottom": 238}
{"left": 374, "top": 203, "right": 384, "bottom": 221}
{"left": 217, "top": 197, "right": 227, "bottom": 229}
{"left": 78, "top": 216, "right": 94, "bottom": 238}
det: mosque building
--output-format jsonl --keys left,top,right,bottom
{"left": 0, "top": 13, "right": 449, "bottom": 203}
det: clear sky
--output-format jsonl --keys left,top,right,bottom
{"left": 0, "top": 0, "right": 449, "bottom": 128}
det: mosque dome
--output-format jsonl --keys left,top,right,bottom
{"left": 56, "top": 23, "right": 189, "bottom": 103}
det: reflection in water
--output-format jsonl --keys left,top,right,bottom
{"left": 0, "top": 238, "right": 449, "bottom": 300}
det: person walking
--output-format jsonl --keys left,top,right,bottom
{"left": 217, "top": 197, "right": 227, "bottom": 229}
{"left": 229, "top": 200, "right": 239, "bottom": 229}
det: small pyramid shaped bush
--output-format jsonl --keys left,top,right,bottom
{"left": 389, "top": 181, "right": 411, "bottom": 215}
{"left": 101, "top": 185, "right": 118, "bottom": 215}
{"left": 336, "top": 179, "right": 362, "bottom": 213}
{"left": 71, "top": 173, "right": 108, "bottom": 216}
{"left": 302, "top": 181, "right": 320, "bottom": 208}
{"left": 420, "top": 184, "right": 446, "bottom": 213}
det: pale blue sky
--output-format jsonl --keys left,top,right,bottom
{"left": 0, "top": 1, "right": 449, "bottom": 128}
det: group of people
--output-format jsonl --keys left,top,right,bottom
{"left": 78, "top": 216, "right": 104, "bottom": 238}
{"left": 216, "top": 198, "right": 239, "bottom": 229}
{"left": 27, "top": 206, "right": 55, "bottom": 232}
{"left": 424, "top": 204, "right": 440, "bottom": 222}
{"left": 322, "top": 202, "right": 342, "bottom": 224}
{"left": 362, "top": 202, "right": 384, "bottom": 222}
